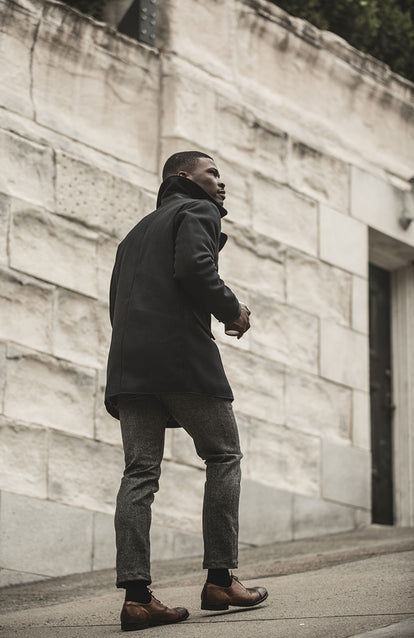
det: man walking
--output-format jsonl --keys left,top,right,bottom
{"left": 105, "top": 151, "right": 268, "bottom": 631}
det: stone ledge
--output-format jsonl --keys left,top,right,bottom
{"left": 241, "top": 0, "right": 414, "bottom": 93}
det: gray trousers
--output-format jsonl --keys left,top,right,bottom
{"left": 115, "top": 393, "right": 243, "bottom": 586}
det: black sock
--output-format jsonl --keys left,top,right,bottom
{"left": 125, "top": 581, "right": 152, "bottom": 604}
{"left": 207, "top": 568, "right": 232, "bottom": 587}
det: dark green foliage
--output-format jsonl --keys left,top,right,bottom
{"left": 273, "top": 0, "right": 414, "bottom": 81}
{"left": 63, "top": 0, "right": 107, "bottom": 20}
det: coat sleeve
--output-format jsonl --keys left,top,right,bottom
{"left": 173, "top": 200, "right": 241, "bottom": 324}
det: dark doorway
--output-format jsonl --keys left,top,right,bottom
{"left": 369, "top": 264, "right": 394, "bottom": 524}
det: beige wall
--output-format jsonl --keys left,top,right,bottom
{"left": 1, "top": 0, "right": 413, "bottom": 586}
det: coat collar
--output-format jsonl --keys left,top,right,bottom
{"left": 156, "top": 175, "right": 228, "bottom": 218}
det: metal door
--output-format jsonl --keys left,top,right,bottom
{"left": 369, "top": 263, "right": 394, "bottom": 524}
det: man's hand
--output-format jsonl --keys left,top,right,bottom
{"left": 225, "top": 304, "right": 251, "bottom": 339}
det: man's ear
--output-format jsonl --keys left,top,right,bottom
{"left": 178, "top": 171, "right": 189, "bottom": 178}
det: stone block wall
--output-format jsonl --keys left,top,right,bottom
{"left": 1, "top": 0, "right": 414, "bottom": 584}
{"left": 0, "top": 0, "right": 161, "bottom": 586}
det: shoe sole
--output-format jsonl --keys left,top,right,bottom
{"left": 121, "top": 610, "right": 189, "bottom": 631}
{"left": 201, "top": 590, "right": 269, "bottom": 611}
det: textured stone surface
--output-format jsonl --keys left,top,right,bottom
{"left": 252, "top": 176, "right": 318, "bottom": 256}
{"left": 320, "top": 321, "right": 369, "bottom": 391}
{"left": 10, "top": 204, "right": 98, "bottom": 297}
{"left": 0, "top": 491, "right": 93, "bottom": 576}
{"left": 151, "top": 524, "right": 203, "bottom": 562}
{"left": 320, "top": 204, "right": 368, "bottom": 277}
{"left": 351, "top": 168, "right": 414, "bottom": 247}
{"left": 222, "top": 218, "right": 286, "bottom": 262}
{"left": 239, "top": 479, "right": 293, "bottom": 544}
{"left": 235, "top": 4, "right": 303, "bottom": 96}
{"left": 32, "top": 6, "right": 160, "bottom": 169}
{"left": 171, "top": 428, "right": 204, "bottom": 470}
{"left": 286, "top": 371, "right": 351, "bottom": 441}
{"left": 0, "top": 0, "right": 40, "bottom": 118}
{"left": 220, "top": 235, "right": 285, "bottom": 299}
{"left": 0, "top": 194, "right": 9, "bottom": 265}
{"left": 53, "top": 289, "right": 109, "bottom": 368}
{"left": 352, "top": 391, "right": 371, "bottom": 450}
{"left": 252, "top": 120, "right": 289, "bottom": 184}
{"left": 48, "top": 430, "right": 123, "bottom": 513}
{"left": 216, "top": 100, "right": 289, "bottom": 185}
{"left": 152, "top": 461, "right": 204, "bottom": 535}
{"left": 322, "top": 439, "right": 371, "bottom": 508}
{"left": 0, "top": 268, "right": 54, "bottom": 352}
{"left": 293, "top": 494, "right": 355, "bottom": 539}
{"left": 4, "top": 345, "right": 96, "bottom": 437}
{"left": 0, "top": 131, "right": 54, "bottom": 210}
{"left": 221, "top": 344, "right": 285, "bottom": 423}
{"left": 246, "top": 419, "right": 320, "bottom": 497}
{"left": 251, "top": 293, "right": 319, "bottom": 373}
{"left": 92, "top": 511, "right": 116, "bottom": 571}
{"left": 162, "top": 72, "right": 217, "bottom": 150}
{"left": 290, "top": 143, "right": 349, "bottom": 211}
{"left": 0, "top": 419, "right": 47, "bottom": 499}
{"left": 352, "top": 275, "right": 369, "bottom": 334}
{"left": 216, "top": 100, "right": 255, "bottom": 167}
{"left": 56, "top": 153, "right": 143, "bottom": 238}
{"left": 166, "top": 0, "right": 233, "bottom": 80}
{"left": 234, "top": 1, "right": 413, "bottom": 173}
{"left": 286, "top": 251, "right": 351, "bottom": 325}
{"left": 0, "top": 342, "right": 6, "bottom": 413}
{"left": 354, "top": 507, "right": 371, "bottom": 528}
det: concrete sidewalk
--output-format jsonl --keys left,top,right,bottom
{"left": 1, "top": 526, "right": 413, "bottom": 637}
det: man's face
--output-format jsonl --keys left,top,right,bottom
{"left": 179, "top": 157, "right": 226, "bottom": 204}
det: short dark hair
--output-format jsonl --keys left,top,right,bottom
{"left": 162, "top": 151, "right": 213, "bottom": 181}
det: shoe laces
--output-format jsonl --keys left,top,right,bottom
{"left": 148, "top": 590, "right": 164, "bottom": 607}
{"left": 231, "top": 574, "right": 247, "bottom": 590}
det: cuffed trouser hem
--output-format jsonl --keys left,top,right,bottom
{"left": 202, "top": 562, "right": 238, "bottom": 569}
{"left": 117, "top": 576, "right": 151, "bottom": 589}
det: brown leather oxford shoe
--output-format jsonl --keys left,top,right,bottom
{"left": 121, "top": 595, "right": 189, "bottom": 631}
{"left": 201, "top": 575, "right": 268, "bottom": 610}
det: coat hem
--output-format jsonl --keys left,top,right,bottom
{"left": 105, "top": 389, "right": 234, "bottom": 422}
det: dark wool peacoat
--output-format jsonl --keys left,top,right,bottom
{"left": 105, "top": 175, "right": 241, "bottom": 420}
